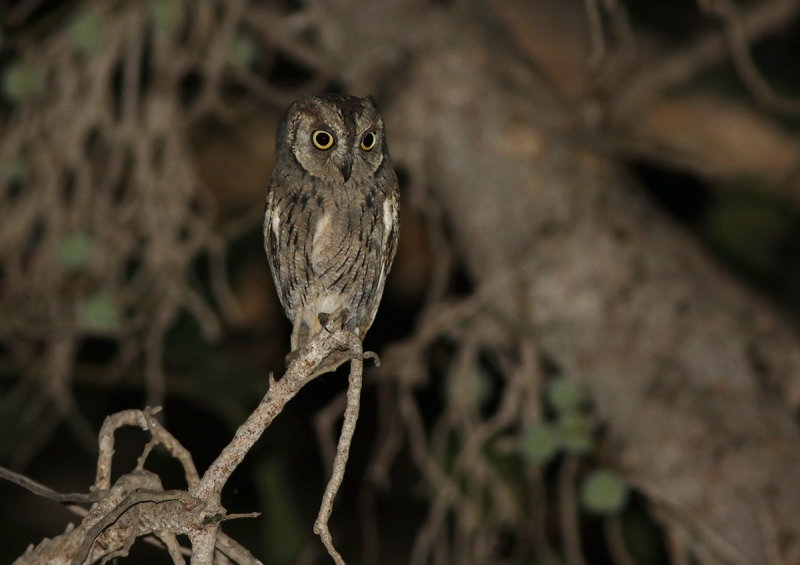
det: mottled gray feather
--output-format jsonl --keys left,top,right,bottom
{"left": 264, "top": 94, "right": 400, "bottom": 353}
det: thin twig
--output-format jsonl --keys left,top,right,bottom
{"left": 699, "top": 0, "right": 800, "bottom": 114}
{"left": 193, "top": 329, "right": 353, "bottom": 501}
{"left": 0, "top": 465, "right": 96, "bottom": 504}
{"left": 314, "top": 333, "right": 366, "bottom": 565}
{"left": 192, "top": 326, "right": 366, "bottom": 564}
{"left": 584, "top": 0, "right": 608, "bottom": 68}
{"left": 95, "top": 406, "right": 200, "bottom": 491}
{"left": 613, "top": 0, "right": 800, "bottom": 120}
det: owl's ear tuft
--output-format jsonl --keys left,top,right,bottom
{"left": 366, "top": 95, "right": 380, "bottom": 111}
{"left": 287, "top": 108, "right": 307, "bottom": 145}
{"left": 276, "top": 101, "right": 302, "bottom": 147}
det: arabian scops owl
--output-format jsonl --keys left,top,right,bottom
{"left": 264, "top": 94, "right": 400, "bottom": 356}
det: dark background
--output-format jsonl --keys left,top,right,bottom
{"left": 2, "top": 0, "right": 800, "bottom": 563}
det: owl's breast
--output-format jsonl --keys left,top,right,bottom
{"left": 309, "top": 192, "right": 383, "bottom": 288}
{"left": 310, "top": 209, "right": 336, "bottom": 273}
{"left": 309, "top": 204, "right": 356, "bottom": 279}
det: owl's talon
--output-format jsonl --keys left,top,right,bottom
{"left": 318, "top": 312, "right": 331, "bottom": 334}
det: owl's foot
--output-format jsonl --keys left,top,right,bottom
{"left": 318, "top": 312, "right": 331, "bottom": 333}
{"left": 318, "top": 308, "right": 351, "bottom": 334}
{"left": 284, "top": 309, "right": 358, "bottom": 370}
{"left": 310, "top": 349, "right": 377, "bottom": 378}
{"left": 284, "top": 346, "right": 377, "bottom": 377}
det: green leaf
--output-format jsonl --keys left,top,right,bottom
{"left": 69, "top": 12, "right": 105, "bottom": 54}
{"left": 77, "top": 291, "right": 120, "bottom": 332}
{"left": 581, "top": 469, "right": 629, "bottom": 515}
{"left": 558, "top": 410, "right": 593, "bottom": 454}
{"left": 547, "top": 377, "right": 585, "bottom": 412}
{"left": 149, "top": 0, "right": 178, "bottom": 30}
{"left": 57, "top": 231, "right": 93, "bottom": 270}
{"left": 519, "top": 423, "right": 561, "bottom": 465}
{"left": 2, "top": 62, "right": 44, "bottom": 103}
{"left": 229, "top": 31, "right": 256, "bottom": 67}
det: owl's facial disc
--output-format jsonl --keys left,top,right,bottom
{"left": 286, "top": 97, "right": 385, "bottom": 182}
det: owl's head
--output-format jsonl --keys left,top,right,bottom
{"left": 277, "top": 94, "right": 389, "bottom": 183}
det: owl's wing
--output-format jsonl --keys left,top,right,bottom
{"left": 382, "top": 191, "right": 400, "bottom": 281}
{"left": 264, "top": 189, "right": 277, "bottom": 268}
{"left": 264, "top": 187, "right": 289, "bottom": 311}
{"left": 358, "top": 181, "right": 400, "bottom": 337}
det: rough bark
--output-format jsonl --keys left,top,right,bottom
{"left": 310, "top": 2, "right": 800, "bottom": 562}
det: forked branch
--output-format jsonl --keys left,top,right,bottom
{"left": 6, "top": 327, "right": 371, "bottom": 564}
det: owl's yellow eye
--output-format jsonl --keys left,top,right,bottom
{"left": 360, "top": 132, "right": 376, "bottom": 151}
{"left": 312, "top": 130, "right": 334, "bottom": 150}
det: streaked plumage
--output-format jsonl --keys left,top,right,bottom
{"left": 264, "top": 94, "right": 400, "bottom": 354}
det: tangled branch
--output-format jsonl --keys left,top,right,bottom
{"left": 6, "top": 325, "right": 370, "bottom": 564}
{"left": 0, "top": 0, "right": 330, "bottom": 465}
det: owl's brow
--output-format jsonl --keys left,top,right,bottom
{"left": 333, "top": 96, "right": 368, "bottom": 119}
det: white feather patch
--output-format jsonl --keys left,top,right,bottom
{"left": 311, "top": 212, "right": 332, "bottom": 267}
{"left": 377, "top": 198, "right": 394, "bottom": 285}
{"left": 270, "top": 205, "right": 281, "bottom": 239}
{"left": 382, "top": 199, "right": 393, "bottom": 239}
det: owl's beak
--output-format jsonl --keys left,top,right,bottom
{"left": 338, "top": 154, "right": 353, "bottom": 182}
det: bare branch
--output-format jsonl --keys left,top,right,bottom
{"left": 314, "top": 334, "right": 366, "bottom": 565}
{"left": 0, "top": 466, "right": 95, "bottom": 505}
{"left": 699, "top": 0, "right": 800, "bottom": 114}
{"left": 613, "top": 0, "right": 800, "bottom": 119}
{"left": 13, "top": 325, "right": 366, "bottom": 563}
{"left": 95, "top": 406, "right": 199, "bottom": 491}
{"left": 192, "top": 328, "right": 358, "bottom": 503}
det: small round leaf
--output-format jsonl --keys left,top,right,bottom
{"left": 558, "top": 410, "right": 593, "bottom": 454}
{"left": 519, "top": 423, "right": 561, "bottom": 465}
{"left": 77, "top": 291, "right": 120, "bottom": 332}
{"left": 57, "top": 231, "right": 93, "bottom": 270}
{"left": 581, "top": 469, "right": 629, "bottom": 515}
{"left": 69, "top": 12, "right": 105, "bottom": 54}
{"left": 229, "top": 32, "right": 256, "bottom": 67}
{"left": 547, "top": 377, "right": 585, "bottom": 412}
{"left": 149, "top": 0, "right": 178, "bottom": 30}
{"left": 2, "top": 62, "right": 44, "bottom": 103}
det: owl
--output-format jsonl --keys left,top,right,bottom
{"left": 264, "top": 94, "right": 400, "bottom": 358}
